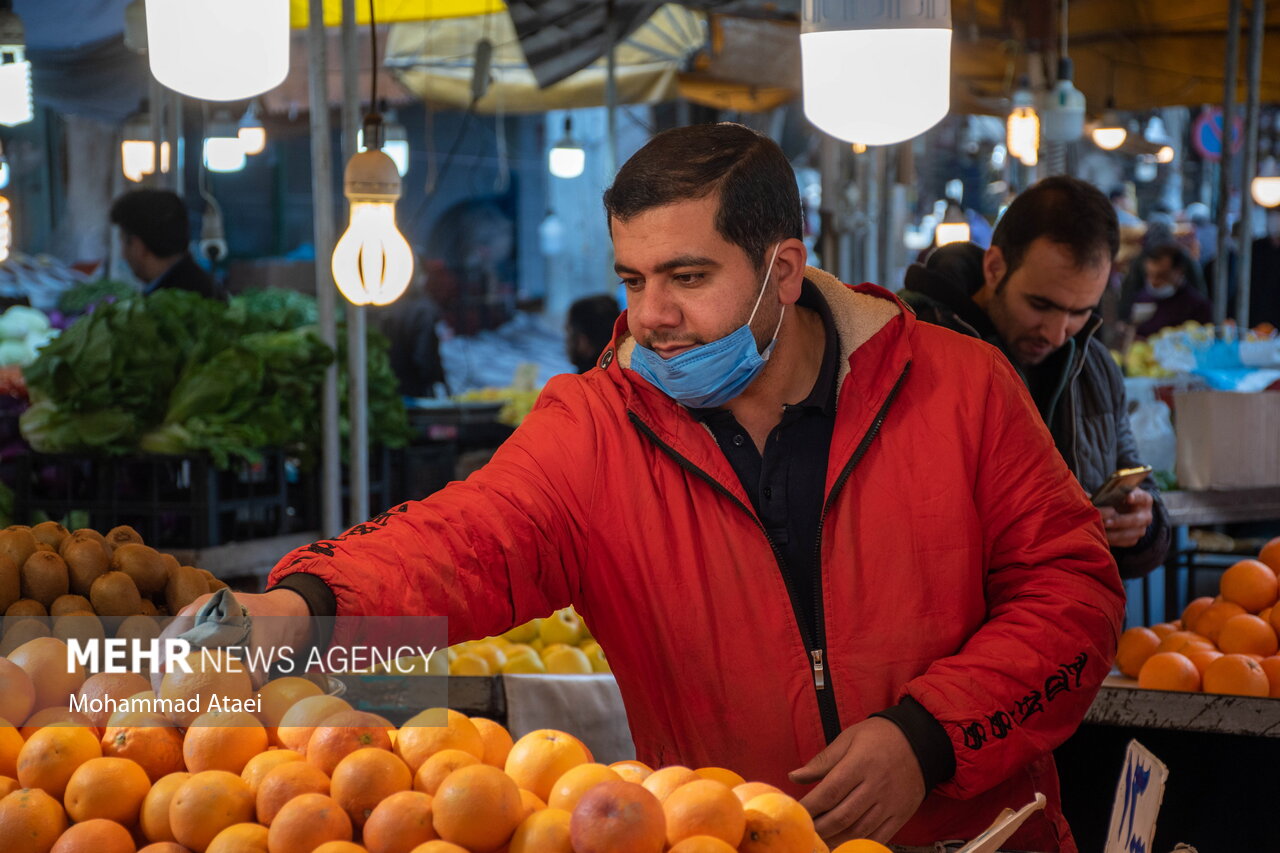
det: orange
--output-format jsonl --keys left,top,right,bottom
{"left": 139, "top": 771, "right": 190, "bottom": 843}
{"left": 1148, "top": 622, "right": 1178, "bottom": 639}
{"left": 276, "top": 695, "right": 352, "bottom": 754}
{"left": 695, "top": 767, "right": 747, "bottom": 789}
{"left": 503, "top": 729, "right": 590, "bottom": 803}
{"left": 470, "top": 716, "right": 513, "bottom": 768}
{"left": 19, "top": 707, "right": 98, "bottom": 740}
{"left": 669, "top": 838, "right": 739, "bottom": 853}
{"left": 0, "top": 787, "right": 67, "bottom": 853}
{"left": 256, "top": 677, "right": 324, "bottom": 746}
{"left": 0, "top": 774, "right": 19, "bottom": 798}
{"left": 509, "top": 807, "right": 573, "bottom": 853}
{"left": 1185, "top": 648, "right": 1223, "bottom": 676}
{"left": 1220, "top": 559, "right": 1279, "bottom": 612}
{"left": 16, "top": 724, "right": 102, "bottom": 799}
{"left": 431, "top": 763, "right": 523, "bottom": 852}
{"left": 240, "top": 749, "right": 303, "bottom": 795}
{"left": 1191, "top": 600, "right": 1248, "bottom": 645}
{"left": 1216, "top": 613, "right": 1279, "bottom": 657}
{"left": 1181, "top": 596, "right": 1215, "bottom": 633}
{"left": 307, "top": 711, "right": 395, "bottom": 776}
{"left": 407, "top": 843, "right": 469, "bottom": 853}
{"left": 332, "top": 747, "right": 412, "bottom": 830}
{"left": 732, "top": 782, "right": 785, "bottom": 805}
{"left": 157, "top": 651, "right": 255, "bottom": 728}
{"left": 664, "top": 778, "right": 747, "bottom": 847}
{"left": 395, "top": 710, "right": 483, "bottom": 774}
{"left": 0, "top": 657, "right": 36, "bottom": 727}
{"left": 363, "top": 790, "right": 439, "bottom": 853}
{"left": 256, "top": 760, "right": 331, "bottom": 826}
{"left": 609, "top": 760, "right": 653, "bottom": 784}
{"left": 0, "top": 720, "right": 22, "bottom": 777}
{"left": 547, "top": 762, "right": 622, "bottom": 812}
{"left": 101, "top": 723, "right": 185, "bottom": 783}
{"left": 640, "top": 765, "right": 700, "bottom": 803}
{"left": 1271, "top": 600, "right": 1280, "bottom": 638}
{"left": 206, "top": 822, "right": 268, "bottom": 853}
{"left": 738, "top": 810, "right": 812, "bottom": 853}
{"left": 1261, "top": 606, "right": 1274, "bottom": 626}
{"left": 1115, "top": 627, "right": 1160, "bottom": 677}
{"left": 412, "top": 748, "right": 480, "bottom": 796}
{"left": 1258, "top": 536, "right": 1280, "bottom": 574}
{"left": 312, "top": 844, "right": 366, "bottom": 853}
{"left": 1259, "top": 657, "right": 1280, "bottom": 698}
{"left": 8, "top": 636, "right": 86, "bottom": 714}
{"left": 1202, "top": 653, "right": 1270, "bottom": 697}
{"left": 74, "top": 673, "right": 151, "bottom": 730}
{"left": 519, "top": 787, "right": 547, "bottom": 817}
{"left": 1154, "top": 630, "right": 1213, "bottom": 655}
{"left": 832, "top": 842, "right": 894, "bottom": 853}
{"left": 569, "top": 779, "right": 666, "bottom": 853}
{"left": 1137, "top": 652, "right": 1201, "bottom": 692}
{"left": 137, "top": 844, "right": 193, "bottom": 853}
{"left": 64, "top": 755, "right": 152, "bottom": 825}
{"left": 169, "top": 770, "right": 256, "bottom": 853}
{"left": 49, "top": 818, "right": 136, "bottom": 853}
{"left": 742, "top": 794, "right": 815, "bottom": 837}
{"left": 183, "top": 712, "right": 269, "bottom": 775}
{"left": 266, "top": 792, "right": 353, "bottom": 853}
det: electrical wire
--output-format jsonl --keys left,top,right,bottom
{"left": 369, "top": 0, "right": 379, "bottom": 113}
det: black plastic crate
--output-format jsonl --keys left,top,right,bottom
{"left": 13, "top": 451, "right": 293, "bottom": 548}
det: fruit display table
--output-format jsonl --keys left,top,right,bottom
{"left": 1085, "top": 673, "right": 1280, "bottom": 737}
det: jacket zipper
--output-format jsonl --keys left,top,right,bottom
{"left": 807, "top": 362, "right": 911, "bottom": 742}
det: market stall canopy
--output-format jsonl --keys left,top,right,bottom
{"left": 289, "top": 0, "right": 506, "bottom": 26}
{"left": 384, "top": 3, "right": 705, "bottom": 112}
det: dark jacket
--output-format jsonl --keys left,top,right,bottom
{"left": 147, "top": 254, "right": 225, "bottom": 301}
{"left": 901, "top": 243, "right": 1170, "bottom": 579}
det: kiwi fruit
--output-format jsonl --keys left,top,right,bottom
{"left": 62, "top": 536, "right": 111, "bottom": 597}
{"left": 111, "top": 543, "right": 169, "bottom": 597}
{"left": 30, "top": 521, "right": 70, "bottom": 551}
{"left": 89, "top": 571, "right": 143, "bottom": 631}
{"left": 4, "top": 597, "right": 49, "bottom": 631}
{"left": 0, "top": 618, "right": 50, "bottom": 655}
{"left": 138, "top": 599, "right": 158, "bottom": 617}
{"left": 0, "top": 528, "right": 38, "bottom": 574}
{"left": 0, "top": 553, "right": 18, "bottom": 613}
{"left": 105, "top": 525, "right": 145, "bottom": 549}
{"left": 33, "top": 543, "right": 55, "bottom": 553}
{"left": 70, "top": 528, "right": 112, "bottom": 556}
{"left": 194, "top": 568, "right": 227, "bottom": 594}
{"left": 50, "top": 594, "right": 94, "bottom": 621}
{"left": 115, "top": 613, "right": 162, "bottom": 644}
{"left": 165, "top": 565, "right": 207, "bottom": 615}
{"left": 20, "top": 551, "right": 70, "bottom": 608}
{"left": 53, "top": 610, "right": 106, "bottom": 649}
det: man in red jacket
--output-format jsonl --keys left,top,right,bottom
{"left": 164, "top": 124, "right": 1122, "bottom": 851}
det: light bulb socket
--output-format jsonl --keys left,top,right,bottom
{"left": 361, "top": 112, "right": 385, "bottom": 151}
{"left": 1056, "top": 56, "right": 1074, "bottom": 83}
{"left": 0, "top": 10, "right": 25, "bottom": 54}
{"left": 344, "top": 149, "right": 401, "bottom": 202}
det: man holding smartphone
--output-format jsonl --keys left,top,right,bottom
{"left": 903, "top": 177, "right": 1169, "bottom": 578}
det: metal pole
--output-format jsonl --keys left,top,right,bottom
{"left": 1213, "top": 0, "right": 1242, "bottom": 325}
{"left": 149, "top": 76, "right": 165, "bottom": 189}
{"left": 1237, "top": 0, "right": 1266, "bottom": 328}
{"left": 339, "top": 0, "right": 370, "bottom": 523}
{"left": 818, "top": 135, "right": 841, "bottom": 274}
{"left": 165, "top": 89, "right": 182, "bottom": 197}
{"left": 308, "top": 0, "right": 344, "bottom": 537}
{"left": 605, "top": 1, "right": 618, "bottom": 176}
{"left": 876, "top": 145, "right": 895, "bottom": 287}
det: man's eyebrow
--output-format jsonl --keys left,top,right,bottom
{"left": 1027, "top": 293, "right": 1097, "bottom": 314}
{"left": 614, "top": 255, "right": 721, "bottom": 275}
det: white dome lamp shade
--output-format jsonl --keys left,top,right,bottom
{"left": 801, "top": 1, "right": 952, "bottom": 146}
{"left": 549, "top": 116, "right": 585, "bottom": 179}
{"left": 146, "top": 0, "right": 290, "bottom": 101}
{"left": 0, "top": 6, "right": 32, "bottom": 127}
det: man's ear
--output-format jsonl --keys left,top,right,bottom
{"left": 774, "top": 237, "right": 808, "bottom": 305}
{"left": 982, "top": 245, "right": 1007, "bottom": 293}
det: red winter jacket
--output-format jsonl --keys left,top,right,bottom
{"left": 269, "top": 269, "right": 1124, "bottom": 851}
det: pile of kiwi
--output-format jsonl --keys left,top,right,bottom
{"left": 0, "top": 522, "right": 229, "bottom": 659}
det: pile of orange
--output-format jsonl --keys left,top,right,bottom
{"left": 0, "top": 690, "right": 891, "bottom": 853}
{"left": 1116, "top": 536, "right": 1280, "bottom": 698}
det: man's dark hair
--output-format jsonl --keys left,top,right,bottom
{"left": 603, "top": 123, "right": 802, "bottom": 271}
{"left": 991, "top": 176, "right": 1119, "bottom": 282}
{"left": 1144, "top": 243, "right": 1206, "bottom": 293}
{"left": 568, "top": 294, "right": 620, "bottom": 345}
{"left": 109, "top": 189, "right": 190, "bottom": 257}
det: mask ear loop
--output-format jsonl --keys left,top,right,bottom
{"left": 747, "top": 243, "right": 783, "bottom": 325}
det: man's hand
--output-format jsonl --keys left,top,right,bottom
{"left": 152, "top": 589, "right": 314, "bottom": 692}
{"left": 1099, "top": 487, "right": 1153, "bottom": 549}
{"left": 789, "top": 716, "right": 926, "bottom": 844}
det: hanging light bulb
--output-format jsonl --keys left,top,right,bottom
{"left": 358, "top": 110, "right": 409, "bottom": 177}
{"left": 549, "top": 116, "right": 585, "bottom": 179}
{"left": 145, "top": 0, "right": 289, "bottom": 101}
{"left": 0, "top": 5, "right": 33, "bottom": 127}
{"left": 1254, "top": 157, "right": 1280, "bottom": 208}
{"left": 238, "top": 102, "right": 266, "bottom": 156}
{"left": 332, "top": 115, "right": 414, "bottom": 306}
{"left": 0, "top": 194, "right": 10, "bottom": 262}
{"left": 120, "top": 109, "right": 171, "bottom": 183}
{"left": 801, "top": 3, "right": 951, "bottom": 146}
{"left": 1156, "top": 146, "right": 1175, "bottom": 164}
{"left": 203, "top": 112, "right": 247, "bottom": 173}
{"left": 0, "top": 140, "right": 9, "bottom": 190}
{"left": 1042, "top": 58, "right": 1086, "bottom": 143}
{"left": 1091, "top": 102, "right": 1128, "bottom": 151}
{"left": 1006, "top": 81, "right": 1040, "bottom": 167}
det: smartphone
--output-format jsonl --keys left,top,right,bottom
{"left": 1090, "top": 465, "right": 1152, "bottom": 508}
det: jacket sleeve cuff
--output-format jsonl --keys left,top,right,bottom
{"left": 871, "top": 696, "right": 957, "bottom": 792}
{"left": 267, "top": 572, "right": 337, "bottom": 656}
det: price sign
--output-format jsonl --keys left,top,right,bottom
{"left": 1104, "top": 740, "right": 1168, "bottom": 853}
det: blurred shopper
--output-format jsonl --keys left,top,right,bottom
{"left": 1127, "top": 244, "right": 1213, "bottom": 338}
{"left": 565, "top": 294, "right": 620, "bottom": 373}
{"left": 1249, "top": 209, "right": 1280, "bottom": 329}
{"left": 374, "top": 265, "right": 447, "bottom": 398}
{"left": 109, "top": 189, "right": 225, "bottom": 301}
{"left": 902, "top": 176, "right": 1169, "bottom": 579}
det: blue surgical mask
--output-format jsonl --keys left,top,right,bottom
{"left": 631, "top": 244, "right": 784, "bottom": 408}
